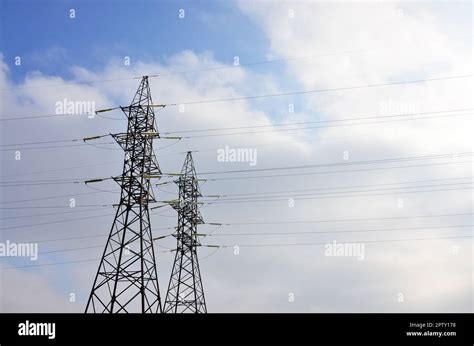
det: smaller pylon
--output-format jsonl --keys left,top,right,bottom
{"left": 164, "top": 152, "right": 207, "bottom": 313}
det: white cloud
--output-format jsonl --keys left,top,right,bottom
{"left": 0, "top": 0, "right": 472, "bottom": 312}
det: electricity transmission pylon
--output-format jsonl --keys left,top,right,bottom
{"left": 85, "top": 76, "right": 163, "bottom": 313}
{"left": 164, "top": 152, "right": 207, "bottom": 313}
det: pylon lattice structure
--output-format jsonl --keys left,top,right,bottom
{"left": 164, "top": 152, "right": 207, "bottom": 313}
{"left": 85, "top": 76, "right": 163, "bottom": 313}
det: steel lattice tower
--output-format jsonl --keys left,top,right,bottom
{"left": 164, "top": 152, "right": 207, "bottom": 313}
{"left": 85, "top": 76, "right": 163, "bottom": 313}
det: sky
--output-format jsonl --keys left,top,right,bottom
{"left": 0, "top": 0, "right": 472, "bottom": 312}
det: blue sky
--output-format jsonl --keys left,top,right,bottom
{"left": 1, "top": 0, "right": 269, "bottom": 83}
{"left": 0, "top": 0, "right": 472, "bottom": 313}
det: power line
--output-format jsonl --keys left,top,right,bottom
{"left": 1, "top": 235, "right": 471, "bottom": 270}
{"left": 0, "top": 174, "right": 171, "bottom": 187}
{"left": 1, "top": 159, "right": 470, "bottom": 188}
{"left": 1, "top": 132, "right": 470, "bottom": 182}
{"left": 206, "top": 186, "right": 472, "bottom": 205}
{"left": 163, "top": 74, "right": 472, "bottom": 107}
{"left": 32, "top": 233, "right": 109, "bottom": 244}
{"left": 0, "top": 177, "right": 98, "bottom": 184}
{"left": 2, "top": 109, "right": 471, "bottom": 152}
{"left": 0, "top": 112, "right": 95, "bottom": 122}
{"left": 2, "top": 33, "right": 470, "bottom": 93}
{"left": 0, "top": 208, "right": 175, "bottom": 232}
{"left": 0, "top": 138, "right": 81, "bottom": 147}
{"left": 39, "top": 230, "right": 176, "bottom": 255}
{"left": 206, "top": 235, "right": 473, "bottom": 249}
{"left": 163, "top": 108, "right": 474, "bottom": 135}
{"left": 1, "top": 107, "right": 471, "bottom": 149}
{"left": 0, "top": 176, "right": 114, "bottom": 187}
{"left": 1, "top": 111, "right": 471, "bottom": 148}
{"left": 214, "top": 176, "right": 473, "bottom": 198}
{"left": 205, "top": 160, "right": 472, "bottom": 181}
{"left": 4, "top": 211, "right": 472, "bottom": 245}
{"left": 211, "top": 212, "right": 474, "bottom": 226}
{"left": 0, "top": 76, "right": 139, "bottom": 92}
{"left": 0, "top": 181, "right": 88, "bottom": 187}
{"left": 197, "top": 152, "right": 472, "bottom": 176}
{"left": 0, "top": 152, "right": 470, "bottom": 187}
{"left": 0, "top": 204, "right": 113, "bottom": 210}
{"left": 0, "top": 258, "right": 102, "bottom": 270}
{"left": 145, "top": 33, "right": 473, "bottom": 78}
{"left": 1, "top": 74, "right": 471, "bottom": 122}
{"left": 0, "top": 161, "right": 121, "bottom": 179}
{"left": 25, "top": 227, "right": 175, "bottom": 245}
{"left": 0, "top": 142, "right": 116, "bottom": 152}
{"left": 21, "top": 224, "right": 474, "bottom": 256}
{"left": 184, "top": 112, "right": 474, "bottom": 138}
{"left": 0, "top": 134, "right": 110, "bottom": 148}
{"left": 203, "top": 224, "right": 473, "bottom": 237}
{"left": 1, "top": 141, "right": 116, "bottom": 151}
{"left": 214, "top": 181, "right": 473, "bottom": 199}
{"left": 0, "top": 189, "right": 110, "bottom": 205}
{"left": 211, "top": 182, "right": 473, "bottom": 201}
{"left": 0, "top": 212, "right": 115, "bottom": 232}
{"left": 0, "top": 207, "right": 109, "bottom": 221}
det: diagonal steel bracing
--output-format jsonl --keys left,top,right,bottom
{"left": 164, "top": 152, "right": 207, "bottom": 313}
{"left": 85, "top": 76, "right": 163, "bottom": 313}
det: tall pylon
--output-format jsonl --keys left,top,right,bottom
{"left": 164, "top": 152, "right": 207, "bottom": 313}
{"left": 85, "top": 76, "right": 163, "bottom": 313}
